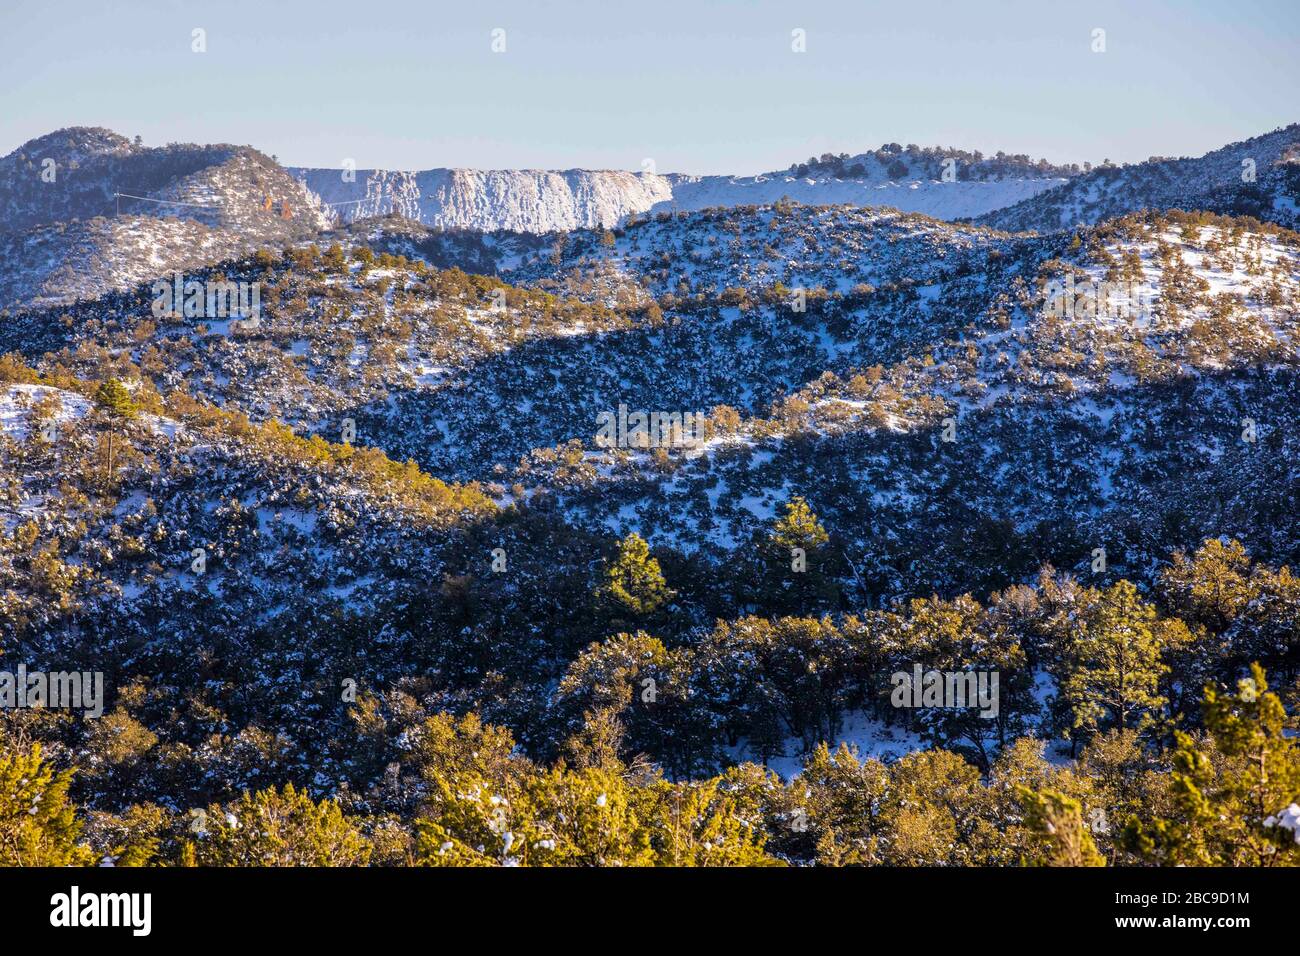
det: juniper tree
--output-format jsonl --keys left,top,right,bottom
{"left": 643, "top": 777, "right": 776, "bottom": 867}
{"left": 555, "top": 631, "right": 670, "bottom": 769}
{"left": 0, "top": 743, "right": 95, "bottom": 866}
{"left": 191, "top": 784, "right": 371, "bottom": 866}
{"left": 1015, "top": 786, "right": 1106, "bottom": 866}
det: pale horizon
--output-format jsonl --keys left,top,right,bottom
{"left": 2, "top": 0, "right": 1296, "bottom": 176}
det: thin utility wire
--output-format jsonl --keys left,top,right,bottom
{"left": 114, "top": 191, "right": 367, "bottom": 212}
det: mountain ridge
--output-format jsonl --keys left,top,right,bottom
{"left": 977, "top": 123, "right": 1300, "bottom": 233}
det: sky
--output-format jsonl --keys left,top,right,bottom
{"left": 1, "top": 0, "right": 1296, "bottom": 175}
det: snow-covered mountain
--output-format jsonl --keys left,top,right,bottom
{"left": 0, "top": 127, "right": 1077, "bottom": 310}
{"left": 292, "top": 143, "right": 1074, "bottom": 232}
{"left": 9, "top": 124, "right": 1296, "bottom": 316}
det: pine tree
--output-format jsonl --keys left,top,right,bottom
{"left": 1123, "top": 664, "right": 1300, "bottom": 866}
{"left": 1060, "top": 580, "right": 1170, "bottom": 737}
{"left": 596, "top": 533, "right": 674, "bottom": 618}
{"left": 880, "top": 749, "right": 986, "bottom": 866}
{"left": 1159, "top": 538, "right": 1254, "bottom": 635}
{"left": 0, "top": 743, "right": 95, "bottom": 866}
{"left": 769, "top": 495, "right": 829, "bottom": 553}
{"left": 412, "top": 714, "right": 537, "bottom": 867}
{"left": 1015, "top": 786, "right": 1106, "bottom": 866}
{"left": 762, "top": 495, "right": 836, "bottom": 613}
{"left": 94, "top": 377, "right": 137, "bottom": 486}
{"left": 526, "top": 766, "right": 656, "bottom": 866}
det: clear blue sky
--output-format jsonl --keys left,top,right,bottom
{"left": 1, "top": 0, "right": 1295, "bottom": 174}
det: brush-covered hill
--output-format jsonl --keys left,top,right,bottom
{"left": 977, "top": 123, "right": 1300, "bottom": 233}
{"left": 0, "top": 126, "right": 327, "bottom": 237}
{"left": 7, "top": 201, "right": 1299, "bottom": 601}
{"left": 0, "top": 215, "right": 269, "bottom": 314}
{"left": 487, "top": 203, "right": 1300, "bottom": 598}
{"left": 3, "top": 196, "right": 1300, "bottom": 854}
{"left": 0, "top": 127, "right": 329, "bottom": 312}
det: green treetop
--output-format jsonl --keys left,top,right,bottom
{"left": 94, "top": 377, "right": 137, "bottom": 421}
{"left": 94, "top": 377, "right": 138, "bottom": 486}
{"left": 597, "top": 533, "right": 674, "bottom": 617}
{"left": 769, "top": 495, "right": 829, "bottom": 553}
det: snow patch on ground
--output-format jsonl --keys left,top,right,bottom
{"left": 0, "top": 384, "right": 92, "bottom": 439}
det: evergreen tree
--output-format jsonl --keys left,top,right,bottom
{"left": 1123, "top": 664, "right": 1300, "bottom": 866}
{"left": 1077, "top": 729, "right": 1163, "bottom": 864}
{"left": 897, "top": 594, "right": 1033, "bottom": 770}
{"left": 94, "top": 377, "right": 137, "bottom": 486}
{"left": 643, "top": 778, "right": 777, "bottom": 866}
{"left": 1060, "top": 580, "right": 1171, "bottom": 738}
{"left": 555, "top": 631, "right": 670, "bottom": 769}
{"left": 769, "top": 495, "right": 829, "bottom": 554}
{"left": 525, "top": 766, "right": 656, "bottom": 866}
{"left": 0, "top": 743, "right": 95, "bottom": 866}
{"left": 880, "top": 749, "right": 987, "bottom": 866}
{"left": 761, "top": 495, "right": 836, "bottom": 613}
{"left": 1015, "top": 786, "right": 1106, "bottom": 866}
{"left": 191, "top": 784, "right": 371, "bottom": 866}
{"left": 1159, "top": 538, "right": 1254, "bottom": 635}
{"left": 1241, "top": 563, "right": 1300, "bottom": 682}
{"left": 596, "top": 533, "right": 674, "bottom": 619}
{"left": 796, "top": 742, "right": 891, "bottom": 865}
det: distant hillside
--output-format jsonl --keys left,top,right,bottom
{"left": 292, "top": 141, "right": 1075, "bottom": 232}
{"left": 0, "top": 126, "right": 327, "bottom": 237}
{"left": 0, "top": 215, "right": 254, "bottom": 313}
{"left": 977, "top": 123, "right": 1300, "bottom": 233}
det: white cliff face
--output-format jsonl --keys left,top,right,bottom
{"left": 293, "top": 163, "right": 1068, "bottom": 232}
{"left": 292, "top": 166, "right": 675, "bottom": 232}
{"left": 429, "top": 169, "right": 676, "bottom": 231}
